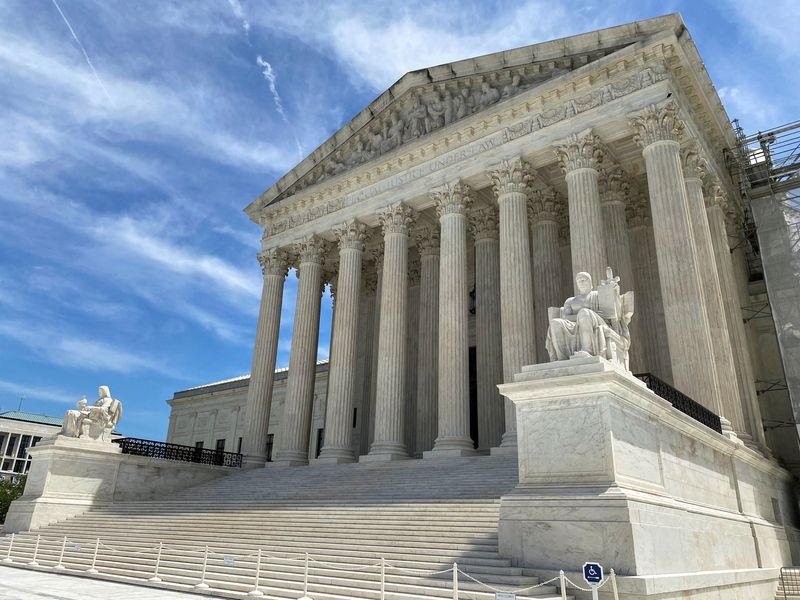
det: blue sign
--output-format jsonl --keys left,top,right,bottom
{"left": 583, "top": 562, "right": 604, "bottom": 585}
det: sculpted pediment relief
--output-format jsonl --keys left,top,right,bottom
{"left": 277, "top": 55, "right": 616, "bottom": 200}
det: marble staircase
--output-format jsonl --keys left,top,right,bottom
{"left": 2, "top": 454, "right": 571, "bottom": 600}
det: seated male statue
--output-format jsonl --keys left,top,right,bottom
{"left": 61, "top": 385, "right": 122, "bottom": 442}
{"left": 545, "top": 268, "right": 634, "bottom": 369}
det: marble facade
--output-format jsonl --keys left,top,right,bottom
{"left": 240, "top": 14, "right": 781, "bottom": 469}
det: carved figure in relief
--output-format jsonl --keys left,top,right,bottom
{"left": 545, "top": 268, "right": 634, "bottom": 370}
{"left": 405, "top": 94, "right": 429, "bottom": 140}
{"left": 454, "top": 87, "right": 472, "bottom": 119}
{"left": 381, "top": 111, "right": 404, "bottom": 153}
{"left": 428, "top": 88, "right": 454, "bottom": 126}
{"left": 476, "top": 81, "right": 500, "bottom": 110}
{"left": 61, "top": 385, "right": 122, "bottom": 442}
{"left": 501, "top": 74, "right": 521, "bottom": 99}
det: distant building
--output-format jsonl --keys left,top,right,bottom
{"left": 166, "top": 360, "right": 331, "bottom": 461}
{"left": 0, "top": 411, "right": 61, "bottom": 477}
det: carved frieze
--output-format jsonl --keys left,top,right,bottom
{"left": 263, "top": 61, "right": 670, "bottom": 238}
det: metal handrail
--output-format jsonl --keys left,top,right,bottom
{"left": 634, "top": 373, "right": 723, "bottom": 434}
{"left": 112, "top": 437, "right": 242, "bottom": 468}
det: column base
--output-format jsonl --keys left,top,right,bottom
{"left": 360, "top": 442, "right": 410, "bottom": 462}
{"left": 314, "top": 448, "right": 356, "bottom": 464}
{"left": 498, "top": 431, "right": 517, "bottom": 448}
{"left": 423, "top": 448, "right": 477, "bottom": 459}
{"left": 272, "top": 449, "right": 309, "bottom": 467}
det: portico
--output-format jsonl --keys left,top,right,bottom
{"left": 240, "top": 16, "right": 767, "bottom": 467}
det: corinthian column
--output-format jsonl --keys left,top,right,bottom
{"left": 529, "top": 189, "right": 564, "bottom": 362}
{"left": 426, "top": 182, "right": 475, "bottom": 457}
{"left": 681, "top": 146, "right": 746, "bottom": 439}
{"left": 364, "top": 203, "right": 416, "bottom": 461}
{"left": 599, "top": 167, "right": 643, "bottom": 372}
{"left": 275, "top": 235, "right": 325, "bottom": 466}
{"left": 469, "top": 207, "right": 504, "bottom": 451}
{"left": 489, "top": 157, "right": 536, "bottom": 449}
{"left": 404, "top": 257, "right": 420, "bottom": 455}
{"left": 706, "top": 182, "right": 768, "bottom": 451}
{"left": 318, "top": 220, "right": 366, "bottom": 463}
{"left": 242, "top": 248, "right": 289, "bottom": 468}
{"left": 555, "top": 129, "right": 607, "bottom": 285}
{"left": 415, "top": 227, "right": 440, "bottom": 456}
{"left": 630, "top": 102, "right": 722, "bottom": 414}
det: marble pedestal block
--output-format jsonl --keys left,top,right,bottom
{"left": 498, "top": 357, "right": 799, "bottom": 599}
{"left": 4, "top": 436, "right": 231, "bottom": 533}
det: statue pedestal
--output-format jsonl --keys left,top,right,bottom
{"left": 3, "top": 436, "right": 121, "bottom": 533}
{"left": 497, "top": 356, "right": 798, "bottom": 599}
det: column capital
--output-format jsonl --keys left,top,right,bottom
{"left": 528, "top": 188, "right": 562, "bottom": 225}
{"left": 625, "top": 196, "right": 652, "bottom": 229}
{"left": 598, "top": 166, "right": 629, "bottom": 206}
{"left": 334, "top": 219, "right": 367, "bottom": 251}
{"left": 378, "top": 203, "right": 416, "bottom": 236}
{"left": 468, "top": 206, "right": 500, "bottom": 241}
{"left": 630, "top": 101, "right": 686, "bottom": 147}
{"left": 415, "top": 226, "right": 440, "bottom": 256}
{"left": 408, "top": 256, "right": 421, "bottom": 287}
{"left": 431, "top": 181, "right": 472, "bottom": 217}
{"left": 363, "top": 268, "right": 378, "bottom": 295}
{"left": 257, "top": 248, "right": 290, "bottom": 277}
{"left": 294, "top": 235, "right": 327, "bottom": 265}
{"left": 366, "top": 239, "right": 384, "bottom": 267}
{"left": 704, "top": 178, "right": 728, "bottom": 211}
{"left": 680, "top": 142, "right": 708, "bottom": 181}
{"left": 488, "top": 156, "right": 532, "bottom": 196}
{"left": 555, "top": 129, "right": 604, "bottom": 173}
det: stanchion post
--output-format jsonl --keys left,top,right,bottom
{"left": 149, "top": 541, "right": 163, "bottom": 582}
{"left": 248, "top": 548, "right": 264, "bottom": 597}
{"left": 559, "top": 569, "right": 567, "bottom": 600}
{"left": 610, "top": 568, "right": 620, "bottom": 600}
{"left": 452, "top": 562, "right": 458, "bottom": 600}
{"left": 195, "top": 545, "right": 210, "bottom": 589}
{"left": 54, "top": 535, "right": 67, "bottom": 570}
{"left": 87, "top": 538, "right": 100, "bottom": 574}
{"left": 2, "top": 533, "right": 14, "bottom": 563}
{"left": 299, "top": 551, "right": 312, "bottom": 600}
{"left": 380, "top": 556, "right": 385, "bottom": 600}
{"left": 28, "top": 534, "right": 41, "bottom": 567}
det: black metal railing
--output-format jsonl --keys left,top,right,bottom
{"left": 635, "top": 373, "right": 723, "bottom": 434}
{"left": 112, "top": 438, "right": 243, "bottom": 468}
{"left": 780, "top": 566, "right": 800, "bottom": 599}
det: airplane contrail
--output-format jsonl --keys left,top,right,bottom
{"left": 50, "top": 0, "right": 113, "bottom": 105}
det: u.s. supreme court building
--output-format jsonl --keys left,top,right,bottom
{"left": 8, "top": 13, "right": 800, "bottom": 600}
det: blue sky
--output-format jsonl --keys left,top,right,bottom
{"left": 1, "top": 0, "right": 798, "bottom": 441}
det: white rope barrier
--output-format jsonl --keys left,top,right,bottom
{"left": 0, "top": 529, "right": 624, "bottom": 600}
{"left": 2, "top": 533, "right": 14, "bottom": 563}
{"left": 86, "top": 538, "right": 100, "bottom": 574}
{"left": 148, "top": 541, "right": 163, "bottom": 583}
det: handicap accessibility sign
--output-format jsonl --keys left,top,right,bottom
{"left": 583, "top": 562, "right": 604, "bottom": 585}
{"left": 495, "top": 593, "right": 516, "bottom": 600}
{"left": 223, "top": 555, "right": 235, "bottom": 566}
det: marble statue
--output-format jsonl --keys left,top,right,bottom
{"left": 61, "top": 385, "right": 122, "bottom": 442}
{"left": 545, "top": 268, "right": 634, "bottom": 369}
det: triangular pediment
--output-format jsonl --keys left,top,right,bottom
{"left": 247, "top": 14, "right": 685, "bottom": 219}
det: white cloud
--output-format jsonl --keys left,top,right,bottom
{"left": 0, "top": 378, "right": 78, "bottom": 406}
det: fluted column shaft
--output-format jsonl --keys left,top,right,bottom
{"left": 357, "top": 272, "right": 377, "bottom": 456}
{"left": 275, "top": 237, "right": 325, "bottom": 466}
{"left": 631, "top": 103, "right": 721, "bottom": 413}
{"left": 242, "top": 249, "right": 289, "bottom": 467}
{"left": 318, "top": 221, "right": 366, "bottom": 463}
{"left": 367, "top": 248, "right": 383, "bottom": 448}
{"left": 707, "top": 193, "right": 768, "bottom": 450}
{"left": 682, "top": 158, "right": 745, "bottom": 437}
{"left": 471, "top": 208, "right": 505, "bottom": 451}
{"left": 530, "top": 192, "right": 565, "bottom": 363}
{"left": 404, "top": 263, "right": 420, "bottom": 455}
{"left": 415, "top": 230, "right": 440, "bottom": 456}
{"left": 559, "top": 227, "right": 573, "bottom": 300}
{"left": 556, "top": 131, "right": 607, "bottom": 285}
{"left": 490, "top": 158, "right": 537, "bottom": 449}
{"left": 365, "top": 203, "right": 415, "bottom": 461}
{"left": 428, "top": 183, "right": 475, "bottom": 456}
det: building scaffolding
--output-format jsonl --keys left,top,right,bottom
{"left": 730, "top": 119, "right": 800, "bottom": 462}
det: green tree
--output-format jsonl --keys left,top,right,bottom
{"left": 0, "top": 476, "right": 26, "bottom": 524}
